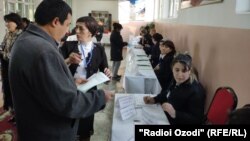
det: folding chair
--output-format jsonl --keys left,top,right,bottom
{"left": 228, "top": 104, "right": 250, "bottom": 124}
{"left": 205, "top": 87, "right": 238, "bottom": 124}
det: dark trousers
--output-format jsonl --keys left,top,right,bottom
{"left": 0, "top": 56, "right": 13, "bottom": 111}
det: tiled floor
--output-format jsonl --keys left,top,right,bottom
{"left": 91, "top": 45, "right": 127, "bottom": 141}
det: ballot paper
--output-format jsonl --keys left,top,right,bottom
{"left": 134, "top": 95, "right": 147, "bottom": 107}
{"left": 117, "top": 95, "right": 134, "bottom": 109}
{"left": 135, "top": 56, "right": 149, "bottom": 61}
{"left": 118, "top": 96, "right": 136, "bottom": 120}
{"left": 120, "top": 104, "right": 136, "bottom": 120}
{"left": 77, "top": 72, "right": 110, "bottom": 93}
{"left": 137, "top": 65, "right": 152, "bottom": 70}
{"left": 136, "top": 61, "right": 151, "bottom": 66}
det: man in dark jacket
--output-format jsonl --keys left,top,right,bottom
{"left": 9, "top": 1, "right": 113, "bottom": 141}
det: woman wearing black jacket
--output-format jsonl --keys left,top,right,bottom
{"left": 144, "top": 54, "right": 206, "bottom": 124}
{"left": 60, "top": 16, "right": 111, "bottom": 141}
{"left": 150, "top": 33, "right": 163, "bottom": 68}
{"left": 110, "top": 23, "right": 127, "bottom": 81}
{"left": 154, "top": 40, "right": 176, "bottom": 92}
{"left": 0, "top": 13, "right": 23, "bottom": 123}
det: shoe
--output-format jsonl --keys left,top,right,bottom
{"left": 113, "top": 75, "right": 121, "bottom": 79}
{"left": 112, "top": 76, "right": 121, "bottom": 81}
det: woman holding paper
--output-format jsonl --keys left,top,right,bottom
{"left": 60, "top": 16, "right": 111, "bottom": 141}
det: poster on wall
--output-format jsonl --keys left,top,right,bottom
{"left": 89, "top": 11, "right": 112, "bottom": 32}
{"left": 119, "top": 0, "right": 146, "bottom": 21}
{"left": 180, "top": 0, "right": 223, "bottom": 9}
{"left": 130, "top": 0, "right": 145, "bottom": 20}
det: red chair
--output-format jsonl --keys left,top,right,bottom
{"left": 205, "top": 87, "right": 238, "bottom": 124}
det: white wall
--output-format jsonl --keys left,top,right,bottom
{"left": 159, "top": 0, "right": 250, "bottom": 29}
{"left": 72, "top": 0, "right": 118, "bottom": 28}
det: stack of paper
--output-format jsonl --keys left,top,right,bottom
{"left": 117, "top": 96, "right": 136, "bottom": 120}
{"left": 137, "top": 69, "right": 155, "bottom": 77}
{"left": 136, "top": 60, "right": 151, "bottom": 66}
{"left": 135, "top": 56, "right": 148, "bottom": 61}
{"left": 137, "top": 66, "right": 152, "bottom": 70}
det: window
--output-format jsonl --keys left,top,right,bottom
{"left": 158, "top": 0, "right": 180, "bottom": 19}
{"left": 169, "top": 0, "right": 180, "bottom": 18}
{"left": 3, "top": 0, "right": 35, "bottom": 21}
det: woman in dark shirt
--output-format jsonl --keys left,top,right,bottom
{"left": 0, "top": 13, "right": 23, "bottom": 123}
{"left": 154, "top": 40, "right": 176, "bottom": 92}
{"left": 110, "top": 23, "right": 127, "bottom": 81}
{"left": 144, "top": 54, "right": 205, "bottom": 124}
{"left": 139, "top": 27, "right": 153, "bottom": 56}
{"left": 149, "top": 33, "right": 163, "bottom": 68}
{"left": 60, "top": 16, "right": 111, "bottom": 141}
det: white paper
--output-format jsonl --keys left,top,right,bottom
{"left": 77, "top": 72, "right": 110, "bottom": 93}
{"left": 120, "top": 104, "right": 136, "bottom": 120}
{"left": 134, "top": 95, "right": 146, "bottom": 107}
{"left": 141, "top": 106, "right": 159, "bottom": 124}
{"left": 118, "top": 96, "right": 134, "bottom": 109}
{"left": 66, "top": 35, "right": 77, "bottom": 41}
{"left": 137, "top": 70, "right": 155, "bottom": 77}
{"left": 136, "top": 54, "right": 147, "bottom": 57}
{"left": 136, "top": 61, "right": 151, "bottom": 66}
{"left": 133, "top": 48, "right": 145, "bottom": 54}
{"left": 137, "top": 66, "right": 152, "bottom": 70}
{"left": 135, "top": 56, "right": 149, "bottom": 61}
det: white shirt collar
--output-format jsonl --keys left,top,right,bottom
{"left": 160, "top": 54, "right": 166, "bottom": 59}
{"left": 79, "top": 41, "right": 93, "bottom": 51}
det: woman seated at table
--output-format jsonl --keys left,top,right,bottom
{"left": 139, "top": 26, "right": 153, "bottom": 55}
{"left": 154, "top": 40, "right": 176, "bottom": 92}
{"left": 150, "top": 33, "right": 163, "bottom": 68}
{"left": 144, "top": 53, "right": 206, "bottom": 124}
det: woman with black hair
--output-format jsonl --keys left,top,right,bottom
{"left": 21, "top": 17, "right": 30, "bottom": 30}
{"left": 154, "top": 40, "right": 176, "bottom": 92}
{"left": 144, "top": 53, "right": 205, "bottom": 124}
{"left": 150, "top": 33, "right": 163, "bottom": 68}
{"left": 139, "top": 26, "right": 153, "bottom": 55}
{"left": 0, "top": 12, "right": 23, "bottom": 123}
{"left": 110, "top": 22, "right": 127, "bottom": 81}
{"left": 60, "top": 16, "right": 111, "bottom": 141}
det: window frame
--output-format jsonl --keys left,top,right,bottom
{"left": 3, "top": 0, "right": 35, "bottom": 21}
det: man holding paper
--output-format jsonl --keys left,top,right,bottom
{"left": 9, "top": 1, "right": 113, "bottom": 141}
{"left": 60, "top": 16, "right": 112, "bottom": 141}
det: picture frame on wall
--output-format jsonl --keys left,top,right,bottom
{"left": 89, "top": 11, "right": 112, "bottom": 33}
{"left": 180, "top": 0, "right": 223, "bottom": 9}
